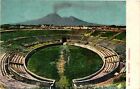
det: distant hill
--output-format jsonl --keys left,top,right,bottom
{"left": 19, "top": 13, "right": 100, "bottom": 26}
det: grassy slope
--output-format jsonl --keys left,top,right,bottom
{"left": 1, "top": 30, "right": 71, "bottom": 41}
{"left": 114, "top": 32, "right": 126, "bottom": 40}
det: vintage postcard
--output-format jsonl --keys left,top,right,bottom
{"left": 0, "top": 0, "right": 139, "bottom": 89}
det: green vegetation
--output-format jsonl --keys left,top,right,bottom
{"left": 5, "top": 37, "right": 37, "bottom": 45}
{"left": 56, "top": 76, "right": 69, "bottom": 89}
{"left": 0, "top": 30, "right": 126, "bottom": 53}
{"left": 65, "top": 45, "right": 103, "bottom": 84}
{"left": 114, "top": 32, "right": 126, "bottom": 40}
{"left": 27, "top": 46, "right": 61, "bottom": 80}
{"left": 91, "top": 30, "right": 118, "bottom": 37}
{"left": 0, "top": 29, "right": 126, "bottom": 88}
{"left": 1, "top": 30, "right": 71, "bottom": 41}
{"left": 1, "top": 30, "right": 72, "bottom": 52}
{"left": 93, "top": 82, "right": 126, "bottom": 89}
{"left": 27, "top": 45, "right": 103, "bottom": 86}
{"left": 91, "top": 30, "right": 102, "bottom": 36}
{"left": 101, "top": 31, "right": 118, "bottom": 37}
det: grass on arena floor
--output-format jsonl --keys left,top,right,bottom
{"left": 27, "top": 45, "right": 103, "bottom": 85}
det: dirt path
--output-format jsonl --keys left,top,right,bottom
{"left": 57, "top": 51, "right": 66, "bottom": 75}
{"left": 56, "top": 47, "right": 69, "bottom": 88}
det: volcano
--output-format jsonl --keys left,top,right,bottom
{"left": 20, "top": 13, "right": 99, "bottom": 26}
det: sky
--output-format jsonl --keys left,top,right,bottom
{"left": 1, "top": 0, "right": 126, "bottom": 25}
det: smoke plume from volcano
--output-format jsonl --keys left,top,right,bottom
{"left": 53, "top": 2, "right": 72, "bottom": 13}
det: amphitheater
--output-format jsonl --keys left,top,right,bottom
{"left": 0, "top": 29, "right": 126, "bottom": 89}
